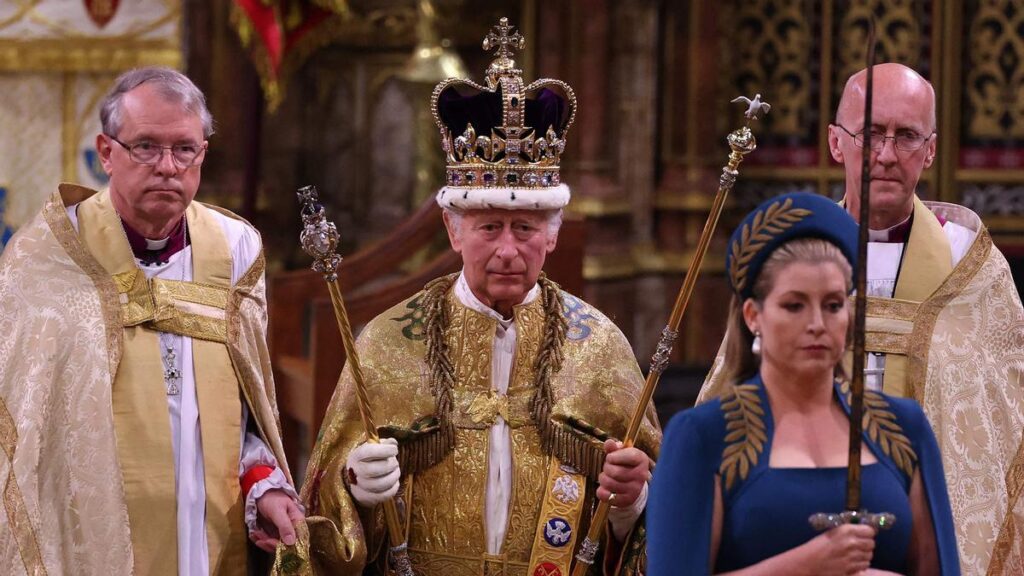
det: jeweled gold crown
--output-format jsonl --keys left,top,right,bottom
{"left": 431, "top": 17, "right": 577, "bottom": 210}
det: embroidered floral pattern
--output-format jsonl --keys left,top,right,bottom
{"left": 561, "top": 293, "right": 596, "bottom": 341}
{"left": 392, "top": 293, "right": 427, "bottom": 341}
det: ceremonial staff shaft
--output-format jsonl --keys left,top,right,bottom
{"left": 809, "top": 18, "right": 893, "bottom": 532}
{"left": 296, "top": 186, "right": 415, "bottom": 576}
{"left": 571, "top": 96, "right": 769, "bottom": 575}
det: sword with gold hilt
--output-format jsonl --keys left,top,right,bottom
{"left": 571, "top": 96, "right": 770, "bottom": 575}
{"left": 296, "top": 185, "right": 415, "bottom": 576}
{"left": 808, "top": 18, "right": 895, "bottom": 535}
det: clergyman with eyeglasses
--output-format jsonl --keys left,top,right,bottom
{"left": 698, "top": 62, "right": 1024, "bottom": 575}
{"left": 0, "top": 67, "right": 304, "bottom": 575}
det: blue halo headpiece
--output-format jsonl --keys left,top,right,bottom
{"left": 726, "top": 192, "right": 858, "bottom": 300}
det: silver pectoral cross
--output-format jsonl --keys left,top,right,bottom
{"left": 162, "top": 346, "right": 182, "bottom": 395}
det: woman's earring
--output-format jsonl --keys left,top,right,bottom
{"left": 751, "top": 331, "right": 762, "bottom": 356}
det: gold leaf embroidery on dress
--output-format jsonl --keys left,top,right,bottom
{"left": 719, "top": 383, "right": 766, "bottom": 491}
{"left": 863, "top": 390, "right": 918, "bottom": 478}
{"left": 728, "top": 198, "right": 813, "bottom": 293}
{"left": 841, "top": 382, "right": 918, "bottom": 478}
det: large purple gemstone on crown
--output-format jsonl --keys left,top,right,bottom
{"left": 437, "top": 84, "right": 570, "bottom": 141}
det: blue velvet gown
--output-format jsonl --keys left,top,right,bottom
{"left": 647, "top": 375, "right": 959, "bottom": 574}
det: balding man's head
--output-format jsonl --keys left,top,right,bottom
{"left": 836, "top": 63, "right": 936, "bottom": 131}
{"left": 828, "top": 63, "right": 938, "bottom": 229}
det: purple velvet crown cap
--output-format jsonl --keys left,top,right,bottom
{"left": 437, "top": 84, "right": 569, "bottom": 138}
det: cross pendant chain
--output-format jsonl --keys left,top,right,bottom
{"left": 162, "top": 345, "right": 182, "bottom": 396}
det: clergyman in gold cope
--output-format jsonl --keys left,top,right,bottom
{"left": 0, "top": 66, "right": 303, "bottom": 575}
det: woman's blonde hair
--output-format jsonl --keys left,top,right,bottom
{"left": 722, "top": 237, "right": 854, "bottom": 385}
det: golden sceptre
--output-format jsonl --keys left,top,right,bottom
{"left": 571, "top": 96, "right": 769, "bottom": 575}
{"left": 296, "top": 185, "right": 415, "bottom": 576}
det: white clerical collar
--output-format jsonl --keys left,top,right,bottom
{"left": 868, "top": 214, "right": 912, "bottom": 243}
{"left": 454, "top": 271, "right": 540, "bottom": 325}
{"left": 145, "top": 236, "right": 170, "bottom": 250}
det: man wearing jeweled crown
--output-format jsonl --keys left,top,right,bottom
{"left": 299, "top": 17, "right": 661, "bottom": 576}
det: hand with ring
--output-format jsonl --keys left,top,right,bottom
{"left": 596, "top": 439, "right": 650, "bottom": 508}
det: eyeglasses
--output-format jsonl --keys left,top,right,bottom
{"left": 108, "top": 135, "right": 207, "bottom": 168}
{"left": 834, "top": 124, "right": 934, "bottom": 152}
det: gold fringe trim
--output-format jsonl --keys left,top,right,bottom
{"left": 397, "top": 273, "right": 458, "bottom": 475}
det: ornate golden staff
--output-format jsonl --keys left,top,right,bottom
{"left": 296, "top": 185, "right": 415, "bottom": 576}
{"left": 572, "top": 96, "right": 769, "bottom": 575}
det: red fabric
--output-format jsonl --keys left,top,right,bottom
{"left": 232, "top": 1, "right": 334, "bottom": 75}
{"left": 233, "top": 0, "right": 284, "bottom": 70}
{"left": 241, "top": 465, "right": 275, "bottom": 497}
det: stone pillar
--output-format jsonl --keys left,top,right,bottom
{"left": 611, "top": 0, "right": 661, "bottom": 358}
{"left": 654, "top": 1, "right": 733, "bottom": 365}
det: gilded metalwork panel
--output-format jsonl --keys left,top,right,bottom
{"left": 732, "top": 180, "right": 818, "bottom": 210}
{"left": 964, "top": 0, "right": 1024, "bottom": 141}
{"left": 833, "top": 0, "right": 930, "bottom": 107}
{"left": 729, "top": 0, "right": 816, "bottom": 141}
{"left": 963, "top": 183, "right": 1024, "bottom": 216}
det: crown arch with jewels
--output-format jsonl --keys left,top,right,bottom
{"left": 431, "top": 17, "right": 577, "bottom": 210}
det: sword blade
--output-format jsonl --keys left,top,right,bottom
{"left": 847, "top": 17, "right": 877, "bottom": 514}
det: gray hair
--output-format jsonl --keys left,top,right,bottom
{"left": 100, "top": 67, "right": 215, "bottom": 139}
{"left": 443, "top": 207, "right": 563, "bottom": 238}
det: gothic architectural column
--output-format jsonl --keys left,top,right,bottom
{"left": 651, "top": 1, "right": 735, "bottom": 365}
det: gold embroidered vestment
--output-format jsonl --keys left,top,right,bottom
{"left": 0, "top": 185, "right": 293, "bottom": 575}
{"left": 300, "top": 279, "right": 661, "bottom": 575}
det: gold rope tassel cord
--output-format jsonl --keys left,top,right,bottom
{"left": 402, "top": 272, "right": 606, "bottom": 482}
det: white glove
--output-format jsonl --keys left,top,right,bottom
{"left": 345, "top": 437, "right": 400, "bottom": 507}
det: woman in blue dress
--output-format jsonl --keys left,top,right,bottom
{"left": 648, "top": 192, "right": 958, "bottom": 575}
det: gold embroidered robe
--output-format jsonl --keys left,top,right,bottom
{"left": 0, "top": 185, "right": 294, "bottom": 575}
{"left": 299, "top": 279, "right": 661, "bottom": 575}
{"left": 699, "top": 197, "right": 1024, "bottom": 576}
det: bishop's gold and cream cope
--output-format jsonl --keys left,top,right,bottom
{"left": 0, "top": 185, "right": 293, "bottom": 575}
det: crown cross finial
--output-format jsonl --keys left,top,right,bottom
{"left": 483, "top": 17, "right": 524, "bottom": 59}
